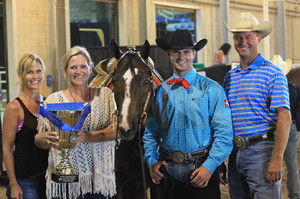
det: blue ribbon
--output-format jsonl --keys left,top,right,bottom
{"left": 39, "top": 102, "right": 91, "bottom": 132}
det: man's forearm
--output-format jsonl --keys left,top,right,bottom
{"left": 272, "top": 108, "right": 291, "bottom": 159}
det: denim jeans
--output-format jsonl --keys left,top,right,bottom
{"left": 284, "top": 123, "right": 300, "bottom": 199}
{"left": 228, "top": 140, "right": 281, "bottom": 199}
{"left": 164, "top": 162, "right": 195, "bottom": 182}
{"left": 6, "top": 173, "right": 46, "bottom": 199}
{"left": 154, "top": 162, "right": 220, "bottom": 199}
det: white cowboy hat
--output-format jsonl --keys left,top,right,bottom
{"left": 223, "top": 12, "right": 273, "bottom": 39}
{"left": 271, "top": 55, "right": 292, "bottom": 75}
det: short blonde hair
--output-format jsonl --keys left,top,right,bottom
{"left": 17, "top": 53, "right": 46, "bottom": 91}
{"left": 62, "top": 46, "right": 93, "bottom": 72}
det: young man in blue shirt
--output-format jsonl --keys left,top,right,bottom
{"left": 143, "top": 29, "right": 234, "bottom": 199}
{"left": 223, "top": 12, "right": 291, "bottom": 198}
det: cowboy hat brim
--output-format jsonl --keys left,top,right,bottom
{"left": 271, "top": 55, "right": 293, "bottom": 75}
{"left": 223, "top": 21, "right": 273, "bottom": 39}
{"left": 156, "top": 38, "right": 207, "bottom": 52}
{"left": 284, "top": 59, "right": 292, "bottom": 75}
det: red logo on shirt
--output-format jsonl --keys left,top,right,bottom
{"left": 224, "top": 99, "right": 229, "bottom": 107}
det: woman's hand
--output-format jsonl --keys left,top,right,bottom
{"left": 10, "top": 183, "right": 23, "bottom": 199}
{"left": 35, "top": 131, "right": 59, "bottom": 149}
{"left": 76, "top": 130, "right": 90, "bottom": 147}
{"left": 76, "top": 126, "right": 118, "bottom": 147}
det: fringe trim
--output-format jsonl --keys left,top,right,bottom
{"left": 78, "top": 175, "right": 92, "bottom": 196}
{"left": 46, "top": 175, "right": 93, "bottom": 199}
{"left": 93, "top": 173, "right": 117, "bottom": 197}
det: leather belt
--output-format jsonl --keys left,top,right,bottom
{"left": 234, "top": 131, "right": 275, "bottom": 150}
{"left": 159, "top": 148, "right": 210, "bottom": 164}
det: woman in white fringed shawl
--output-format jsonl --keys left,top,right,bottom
{"left": 34, "top": 46, "right": 117, "bottom": 199}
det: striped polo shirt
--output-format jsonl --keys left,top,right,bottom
{"left": 223, "top": 53, "right": 290, "bottom": 137}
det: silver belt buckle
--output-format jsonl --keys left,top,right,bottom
{"left": 172, "top": 150, "right": 186, "bottom": 164}
{"left": 234, "top": 136, "right": 246, "bottom": 150}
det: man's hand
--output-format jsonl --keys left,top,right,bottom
{"left": 217, "top": 162, "right": 228, "bottom": 185}
{"left": 150, "top": 161, "right": 167, "bottom": 184}
{"left": 266, "top": 157, "right": 283, "bottom": 183}
{"left": 266, "top": 107, "right": 290, "bottom": 183}
{"left": 190, "top": 166, "right": 212, "bottom": 188}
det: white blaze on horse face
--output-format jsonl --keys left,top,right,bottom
{"left": 120, "top": 68, "right": 139, "bottom": 130}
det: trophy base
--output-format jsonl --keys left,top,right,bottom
{"left": 51, "top": 173, "right": 79, "bottom": 183}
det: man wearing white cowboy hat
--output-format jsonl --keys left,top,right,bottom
{"left": 144, "top": 29, "right": 234, "bottom": 198}
{"left": 223, "top": 12, "right": 291, "bottom": 199}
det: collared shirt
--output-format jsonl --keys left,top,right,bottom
{"left": 143, "top": 69, "right": 233, "bottom": 174}
{"left": 223, "top": 53, "right": 290, "bottom": 138}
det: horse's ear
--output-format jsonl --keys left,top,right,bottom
{"left": 110, "top": 39, "right": 123, "bottom": 59}
{"left": 140, "top": 40, "right": 150, "bottom": 60}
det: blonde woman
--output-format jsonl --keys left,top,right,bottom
{"left": 3, "top": 53, "right": 48, "bottom": 199}
{"left": 35, "top": 46, "right": 117, "bottom": 199}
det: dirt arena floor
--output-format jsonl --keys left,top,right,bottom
{"left": 0, "top": 145, "right": 299, "bottom": 198}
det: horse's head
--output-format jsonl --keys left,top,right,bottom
{"left": 110, "top": 39, "right": 153, "bottom": 140}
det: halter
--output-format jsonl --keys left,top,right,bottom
{"left": 111, "top": 50, "right": 153, "bottom": 139}
{"left": 107, "top": 50, "right": 153, "bottom": 124}
{"left": 111, "top": 50, "right": 153, "bottom": 199}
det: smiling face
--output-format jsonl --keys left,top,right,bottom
{"left": 22, "top": 62, "right": 44, "bottom": 91}
{"left": 168, "top": 48, "right": 196, "bottom": 77}
{"left": 65, "top": 54, "right": 91, "bottom": 87}
{"left": 233, "top": 31, "right": 261, "bottom": 65}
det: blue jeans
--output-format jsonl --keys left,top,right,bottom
{"left": 228, "top": 140, "right": 282, "bottom": 199}
{"left": 164, "top": 162, "right": 195, "bottom": 182}
{"left": 6, "top": 173, "right": 46, "bottom": 199}
{"left": 153, "top": 162, "right": 220, "bottom": 199}
{"left": 284, "top": 123, "right": 300, "bottom": 199}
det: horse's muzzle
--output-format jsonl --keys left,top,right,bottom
{"left": 118, "top": 127, "right": 136, "bottom": 141}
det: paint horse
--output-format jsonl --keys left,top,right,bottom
{"left": 90, "top": 39, "right": 163, "bottom": 199}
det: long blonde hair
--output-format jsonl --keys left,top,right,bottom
{"left": 17, "top": 53, "right": 46, "bottom": 91}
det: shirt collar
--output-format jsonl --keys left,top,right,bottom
{"left": 233, "top": 53, "right": 264, "bottom": 73}
{"left": 171, "top": 68, "right": 197, "bottom": 85}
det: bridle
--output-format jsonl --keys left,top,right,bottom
{"left": 110, "top": 50, "right": 153, "bottom": 199}
{"left": 108, "top": 50, "right": 153, "bottom": 128}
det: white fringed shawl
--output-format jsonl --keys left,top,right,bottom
{"left": 38, "top": 87, "right": 116, "bottom": 199}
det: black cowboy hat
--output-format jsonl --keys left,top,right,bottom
{"left": 156, "top": 29, "right": 207, "bottom": 51}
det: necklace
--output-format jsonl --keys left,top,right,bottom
{"left": 69, "top": 88, "right": 76, "bottom": 102}
{"left": 69, "top": 87, "right": 90, "bottom": 102}
{"left": 21, "top": 94, "right": 40, "bottom": 103}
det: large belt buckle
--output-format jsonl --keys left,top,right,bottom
{"left": 233, "top": 136, "right": 246, "bottom": 150}
{"left": 171, "top": 150, "right": 186, "bottom": 164}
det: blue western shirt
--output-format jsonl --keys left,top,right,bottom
{"left": 143, "top": 69, "right": 234, "bottom": 174}
{"left": 223, "top": 53, "right": 290, "bottom": 137}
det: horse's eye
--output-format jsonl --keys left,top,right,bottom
{"left": 143, "top": 78, "right": 151, "bottom": 84}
